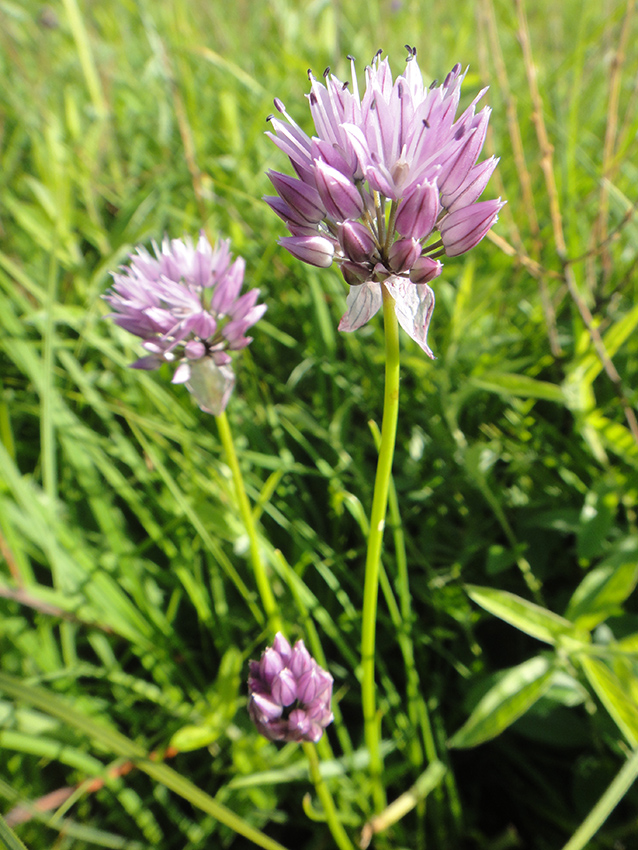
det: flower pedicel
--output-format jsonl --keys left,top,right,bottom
{"left": 265, "top": 46, "right": 504, "bottom": 357}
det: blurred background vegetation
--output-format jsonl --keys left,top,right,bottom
{"left": 1, "top": 0, "right": 637, "bottom": 848}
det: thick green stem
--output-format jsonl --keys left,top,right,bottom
{"left": 215, "top": 411, "right": 282, "bottom": 634}
{"left": 302, "top": 742, "right": 355, "bottom": 850}
{"left": 361, "top": 286, "right": 401, "bottom": 813}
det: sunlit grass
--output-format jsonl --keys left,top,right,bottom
{"left": 1, "top": 0, "right": 638, "bottom": 848}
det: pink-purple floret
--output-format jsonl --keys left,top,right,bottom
{"left": 248, "top": 633, "right": 334, "bottom": 744}
{"left": 265, "top": 47, "right": 504, "bottom": 357}
{"left": 104, "top": 233, "right": 266, "bottom": 414}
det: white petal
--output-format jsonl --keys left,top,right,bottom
{"left": 338, "top": 282, "right": 383, "bottom": 332}
{"left": 384, "top": 277, "right": 436, "bottom": 358}
{"left": 185, "top": 359, "right": 235, "bottom": 415}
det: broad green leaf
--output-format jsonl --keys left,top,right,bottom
{"left": 576, "top": 485, "right": 619, "bottom": 560}
{"left": 580, "top": 656, "right": 638, "bottom": 746}
{"left": 449, "top": 656, "right": 555, "bottom": 748}
{"left": 585, "top": 411, "right": 638, "bottom": 467}
{"left": 466, "top": 585, "right": 577, "bottom": 645}
{"left": 470, "top": 372, "right": 565, "bottom": 403}
{"left": 617, "top": 633, "right": 638, "bottom": 653}
{"left": 170, "top": 723, "right": 222, "bottom": 753}
{"left": 171, "top": 647, "right": 242, "bottom": 752}
{"left": 566, "top": 545, "right": 638, "bottom": 632}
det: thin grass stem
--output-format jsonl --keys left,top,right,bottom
{"left": 301, "top": 741, "right": 355, "bottom": 850}
{"left": 560, "top": 746, "right": 638, "bottom": 850}
{"left": 215, "top": 411, "right": 282, "bottom": 634}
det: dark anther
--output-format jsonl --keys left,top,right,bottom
{"left": 309, "top": 92, "right": 317, "bottom": 105}
{"left": 347, "top": 54, "right": 355, "bottom": 61}
{"left": 307, "top": 69, "right": 313, "bottom": 79}
{"left": 273, "top": 97, "right": 285, "bottom": 113}
{"left": 422, "top": 119, "right": 430, "bottom": 128}
{"left": 429, "top": 79, "right": 438, "bottom": 89}
{"left": 374, "top": 48, "right": 383, "bottom": 60}
{"left": 266, "top": 114, "right": 274, "bottom": 122}
{"left": 342, "top": 81, "right": 349, "bottom": 91}
{"left": 323, "top": 66, "right": 330, "bottom": 78}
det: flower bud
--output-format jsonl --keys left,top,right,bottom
{"left": 440, "top": 198, "right": 504, "bottom": 257}
{"left": 340, "top": 260, "right": 373, "bottom": 285}
{"left": 338, "top": 221, "right": 377, "bottom": 265}
{"left": 388, "top": 238, "right": 422, "bottom": 273}
{"left": 395, "top": 180, "right": 440, "bottom": 240}
{"left": 247, "top": 633, "right": 334, "bottom": 744}
{"left": 279, "top": 235, "right": 335, "bottom": 268}
{"left": 409, "top": 256, "right": 443, "bottom": 284}
{"left": 314, "top": 159, "right": 364, "bottom": 221}
{"left": 267, "top": 171, "right": 325, "bottom": 223}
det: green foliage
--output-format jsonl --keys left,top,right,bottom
{"left": 1, "top": 0, "right": 638, "bottom": 849}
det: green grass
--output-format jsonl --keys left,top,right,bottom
{"left": 1, "top": 0, "right": 638, "bottom": 848}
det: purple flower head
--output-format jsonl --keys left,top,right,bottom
{"left": 248, "top": 633, "right": 334, "bottom": 743}
{"left": 266, "top": 46, "right": 503, "bottom": 357}
{"left": 104, "top": 233, "right": 266, "bottom": 415}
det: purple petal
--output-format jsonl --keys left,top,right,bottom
{"left": 272, "top": 633, "right": 292, "bottom": 664}
{"left": 260, "top": 646, "right": 286, "bottom": 685}
{"left": 279, "top": 235, "right": 335, "bottom": 268}
{"left": 268, "top": 170, "right": 326, "bottom": 223}
{"left": 395, "top": 180, "right": 440, "bottom": 240}
{"left": 314, "top": 159, "right": 364, "bottom": 221}
{"left": 249, "top": 692, "right": 284, "bottom": 722}
{"left": 440, "top": 198, "right": 504, "bottom": 256}
{"left": 271, "top": 668, "right": 297, "bottom": 707}
{"left": 338, "top": 221, "right": 377, "bottom": 265}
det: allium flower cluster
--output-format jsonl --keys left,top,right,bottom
{"left": 248, "top": 633, "right": 334, "bottom": 743}
{"left": 265, "top": 46, "right": 504, "bottom": 357}
{"left": 104, "top": 233, "right": 266, "bottom": 415}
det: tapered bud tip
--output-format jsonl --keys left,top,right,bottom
{"left": 260, "top": 647, "right": 285, "bottom": 685}
{"left": 272, "top": 632, "right": 292, "bottom": 661}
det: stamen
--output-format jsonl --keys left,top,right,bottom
{"left": 429, "top": 79, "right": 438, "bottom": 89}
{"left": 323, "top": 66, "right": 330, "bottom": 78}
